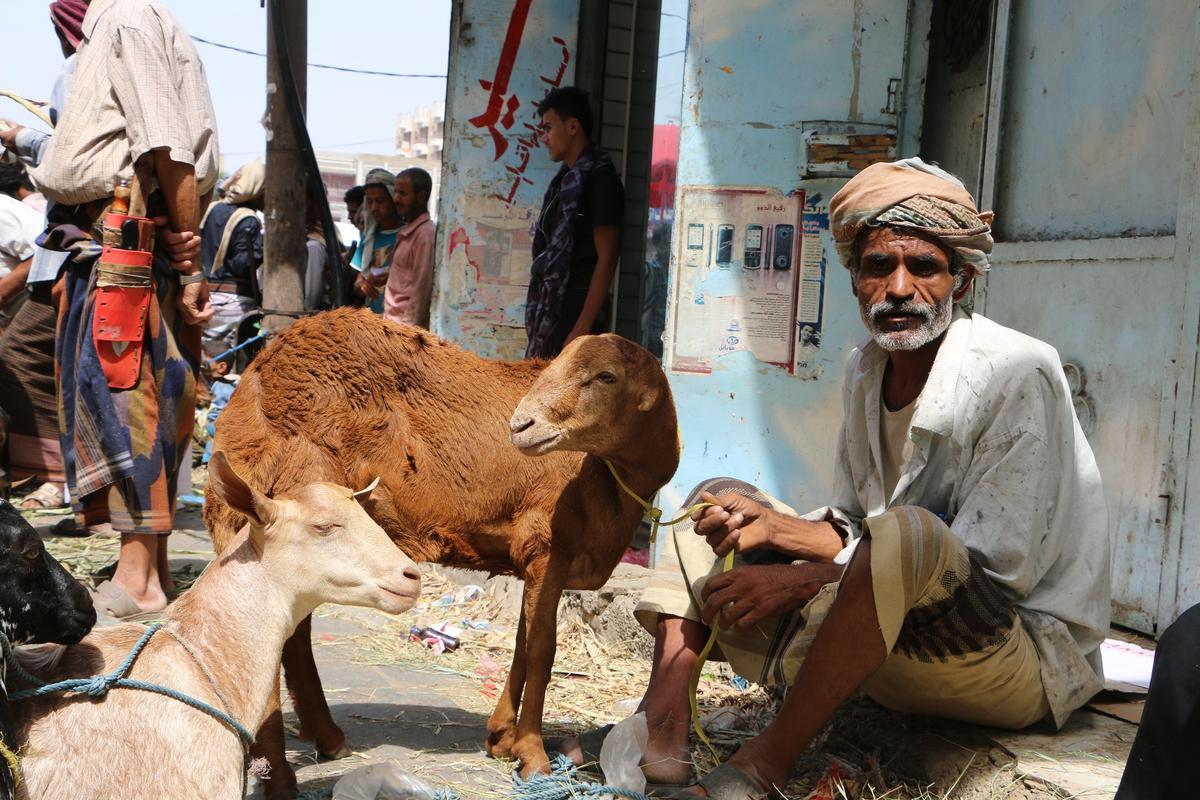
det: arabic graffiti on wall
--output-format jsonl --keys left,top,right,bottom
{"left": 433, "top": 0, "right": 579, "bottom": 359}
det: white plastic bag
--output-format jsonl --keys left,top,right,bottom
{"left": 331, "top": 763, "right": 439, "bottom": 800}
{"left": 598, "top": 712, "right": 649, "bottom": 794}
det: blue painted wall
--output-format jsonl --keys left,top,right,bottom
{"left": 660, "top": 0, "right": 928, "bottom": 515}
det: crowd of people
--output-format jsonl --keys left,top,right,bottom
{"left": 0, "top": 0, "right": 445, "bottom": 620}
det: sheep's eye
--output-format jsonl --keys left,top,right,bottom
{"left": 595, "top": 371, "right": 618, "bottom": 384}
{"left": 24, "top": 544, "right": 42, "bottom": 561}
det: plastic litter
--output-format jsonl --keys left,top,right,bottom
{"left": 408, "top": 626, "right": 459, "bottom": 653}
{"left": 729, "top": 674, "right": 749, "bottom": 691}
{"left": 598, "top": 712, "right": 649, "bottom": 793}
{"left": 331, "top": 762, "right": 439, "bottom": 800}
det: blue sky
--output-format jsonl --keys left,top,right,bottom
{"left": 3, "top": 0, "right": 686, "bottom": 165}
{"left": 4, "top": 0, "right": 453, "bottom": 162}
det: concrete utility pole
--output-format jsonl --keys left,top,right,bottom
{"left": 262, "top": 0, "right": 308, "bottom": 333}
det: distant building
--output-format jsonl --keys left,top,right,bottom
{"left": 315, "top": 151, "right": 441, "bottom": 223}
{"left": 396, "top": 101, "right": 445, "bottom": 161}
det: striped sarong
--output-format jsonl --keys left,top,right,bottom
{"left": 55, "top": 228, "right": 199, "bottom": 534}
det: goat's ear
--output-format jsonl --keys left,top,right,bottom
{"left": 353, "top": 477, "right": 381, "bottom": 504}
{"left": 208, "top": 451, "right": 278, "bottom": 530}
{"left": 637, "top": 385, "right": 660, "bottom": 412}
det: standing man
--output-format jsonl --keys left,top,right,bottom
{"left": 29, "top": 0, "right": 219, "bottom": 617}
{"left": 525, "top": 86, "right": 623, "bottom": 359}
{"left": 344, "top": 184, "right": 365, "bottom": 231}
{"left": 352, "top": 168, "right": 401, "bottom": 314}
{"left": 552, "top": 159, "right": 1110, "bottom": 799}
{"left": 383, "top": 167, "right": 436, "bottom": 328}
{"left": 199, "top": 160, "right": 264, "bottom": 360}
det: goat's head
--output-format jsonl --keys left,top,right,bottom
{"left": 0, "top": 501, "right": 95, "bottom": 645}
{"left": 510, "top": 334, "right": 669, "bottom": 457}
{"left": 206, "top": 452, "right": 421, "bottom": 617}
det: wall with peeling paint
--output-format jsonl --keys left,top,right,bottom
{"left": 432, "top": 0, "right": 580, "bottom": 359}
{"left": 658, "top": 0, "right": 931, "bottom": 515}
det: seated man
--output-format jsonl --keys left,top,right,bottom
{"left": 557, "top": 158, "right": 1111, "bottom": 799}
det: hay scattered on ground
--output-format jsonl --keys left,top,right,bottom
{"left": 314, "top": 569, "right": 1054, "bottom": 799}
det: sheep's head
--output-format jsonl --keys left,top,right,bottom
{"left": 207, "top": 452, "right": 421, "bottom": 617}
{"left": 510, "top": 334, "right": 668, "bottom": 457}
{"left": 0, "top": 501, "right": 95, "bottom": 645}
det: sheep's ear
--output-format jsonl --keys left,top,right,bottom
{"left": 208, "top": 451, "right": 278, "bottom": 532}
{"left": 353, "top": 477, "right": 381, "bottom": 505}
{"left": 637, "top": 385, "right": 660, "bottom": 412}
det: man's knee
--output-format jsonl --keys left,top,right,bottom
{"left": 866, "top": 505, "right": 955, "bottom": 560}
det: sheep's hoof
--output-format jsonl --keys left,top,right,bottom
{"left": 485, "top": 730, "right": 515, "bottom": 759}
{"left": 318, "top": 741, "right": 354, "bottom": 760}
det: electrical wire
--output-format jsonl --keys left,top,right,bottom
{"left": 191, "top": 35, "right": 447, "bottom": 79}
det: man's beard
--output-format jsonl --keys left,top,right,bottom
{"left": 861, "top": 293, "right": 954, "bottom": 351}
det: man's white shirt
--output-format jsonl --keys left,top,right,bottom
{"left": 805, "top": 308, "right": 1111, "bottom": 727}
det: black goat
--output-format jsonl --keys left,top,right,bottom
{"left": 0, "top": 501, "right": 95, "bottom": 798}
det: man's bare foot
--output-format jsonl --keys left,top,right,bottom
{"left": 555, "top": 715, "right": 692, "bottom": 785}
{"left": 109, "top": 575, "right": 169, "bottom": 614}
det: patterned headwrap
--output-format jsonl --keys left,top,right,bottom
{"left": 829, "top": 157, "right": 994, "bottom": 274}
{"left": 49, "top": 0, "right": 89, "bottom": 53}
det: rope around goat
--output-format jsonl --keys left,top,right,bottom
{"left": 2, "top": 623, "right": 253, "bottom": 748}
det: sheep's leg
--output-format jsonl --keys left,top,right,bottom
{"left": 510, "top": 557, "right": 566, "bottom": 778}
{"left": 486, "top": 600, "right": 528, "bottom": 758}
{"left": 255, "top": 671, "right": 299, "bottom": 799}
{"left": 284, "top": 615, "right": 351, "bottom": 758}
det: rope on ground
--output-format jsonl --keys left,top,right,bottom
{"left": 511, "top": 753, "right": 651, "bottom": 800}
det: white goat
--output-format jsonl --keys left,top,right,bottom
{"left": 10, "top": 452, "right": 421, "bottom": 800}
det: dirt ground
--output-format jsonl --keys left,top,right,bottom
{"left": 28, "top": 494, "right": 1136, "bottom": 800}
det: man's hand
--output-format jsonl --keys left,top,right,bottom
{"left": 177, "top": 277, "right": 214, "bottom": 326}
{"left": 153, "top": 216, "right": 201, "bottom": 272}
{"left": 692, "top": 491, "right": 774, "bottom": 556}
{"left": 0, "top": 121, "right": 22, "bottom": 150}
{"left": 700, "top": 562, "right": 843, "bottom": 631}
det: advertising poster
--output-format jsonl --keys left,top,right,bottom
{"left": 670, "top": 188, "right": 807, "bottom": 373}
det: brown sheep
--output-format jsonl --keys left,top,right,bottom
{"left": 12, "top": 453, "right": 421, "bottom": 800}
{"left": 205, "top": 308, "right": 679, "bottom": 796}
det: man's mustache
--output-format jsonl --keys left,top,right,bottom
{"left": 866, "top": 299, "right": 935, "bottom": 323}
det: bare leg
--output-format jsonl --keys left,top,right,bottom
{"left": 156, "top": 534, "right": 176, "bottom": 595}
{"left": 111, "top": 532, "right": 168, "bottom": 612}
{"left": 556, "top": 614, "right": 704, "bottom": 784}
{"left": 712, "top": 539, "right": 886, "bottom": 795}
{"left": 284, "top": 615, "right": 350, "bottom": 758}
{"left": 486, "top": 601, "right": 528, "bottom": 759}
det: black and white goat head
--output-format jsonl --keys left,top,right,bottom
{"left": 0, "top": 500, "right": 95, "bottom": 798}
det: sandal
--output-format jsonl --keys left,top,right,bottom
{"left": 18, "top": 482, "right": 66, "bottom": 511}
{"left": 545, "top": 724, "right": 693, "bottom": 793}
{"left": 668, "top": 763, "right": 770, "bottom": 800}
{"left": 89, "top": 580, "right": 147, "bottom": 620}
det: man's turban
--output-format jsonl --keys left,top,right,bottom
{"left": 49, "top": 0, "right": 89, "bottom": 52}
{"left": 829, "top": 157, "right": 994, "bottom": 274}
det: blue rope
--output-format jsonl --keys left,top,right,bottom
{"left": 204, "top": 331, "right": 269, "bottom": 365}
{"left": 511, "top": 753, "right": 652, "bottom": 800}
{"left": 2, "top": 623, "right": 254, "bottom": 747}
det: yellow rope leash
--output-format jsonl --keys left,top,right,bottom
{"left": 603, "top": 458, "right": 733, "bottom": 762}
{"left": 0, "top": 91, "right": 52, "bottom": 127}
{"left": 0, "top": 734, "right": 20, "bottom": 789}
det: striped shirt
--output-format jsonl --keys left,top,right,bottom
{"left": 30, "top": 0, "right": 219, "bottom": 205}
